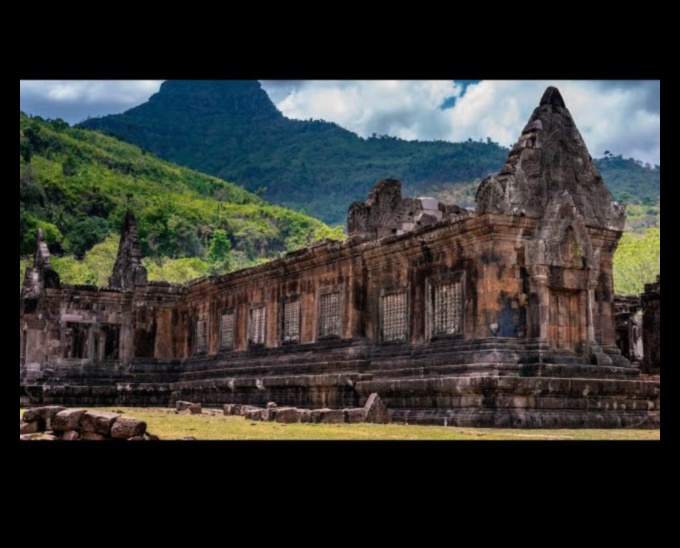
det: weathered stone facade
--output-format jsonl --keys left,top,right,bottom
{"left": 19, "top": 87, "right": 660, "bottom": 428}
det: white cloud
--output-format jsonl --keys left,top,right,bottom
{"left": 262, "top": 79, "right": 660, "bottom": 166}
{"left": 20, "top": 79, "right": 660, "bottom": 165}
{"left": 20, "top": 80, "right": 163, "bottom": 124}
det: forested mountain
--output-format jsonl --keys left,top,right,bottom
{"left": 78, "top": 81, "right": 509, "bottom": 224}
{"left": 20, "top": 112, "right": 343, "bottom": 285}
{"left": 78, "top": 80, "right": 660, "bottom": 226}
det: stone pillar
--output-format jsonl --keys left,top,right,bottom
{"left": 529, "top": 266, "right": 549, "bottom": 340}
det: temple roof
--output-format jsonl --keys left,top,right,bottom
{"left": 475, "top": 86, "right": 625, "bottom": 231}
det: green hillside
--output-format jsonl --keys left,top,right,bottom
{"left": 20, "top": 112, "right": 343, "bottom": 286}
{"left": 78, "top": 80, "right": 660, "bottom": 227}
{"left": 78, "top": 81, "right": 511, "bottom": 225}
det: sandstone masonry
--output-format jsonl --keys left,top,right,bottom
{"left": 19, "top": 87, "right": 660, "bottom": 428}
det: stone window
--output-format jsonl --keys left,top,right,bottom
{"left": 430, "top": 274, "right": 464, "bottom": 338}
{"left": 194, "top": 319, "right": 207, "bottom": 354}
{"left": 220, "top": 310, "right": 235, "bottom": 350}
{"left": 249, "top": 305, "right": 266, "bottom": 346}
{"left": 381, "top": 289, "right": 408, "bottom": 343}
{"left": 63, "top": 322, "right": 89, "bottom": 359}
{"left": 101, "top": 324, "right": 120, "bottom": 359}
{"left": 282, "top": 298, "right": 301, "bottom": 343}
{"left": 319, "top": 291, "right": 341, "bottom": 338}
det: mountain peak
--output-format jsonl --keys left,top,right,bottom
{"left": 145, "top": 80, "right": 281, "bottom": 119}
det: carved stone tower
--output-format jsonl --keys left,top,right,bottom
{"left": 108, "top": 210, "right": 148, "bottom": 290}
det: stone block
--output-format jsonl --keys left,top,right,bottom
{"left": 20, "top": 421, "right": 40, "bottom": 434}
{"left": 62, "top": 430, "right": 80, "bottom": 441}
{"left": 223, "top": 404, "right": 237, "bottom": 415}
{"left": 344, "top": 408, "right": 366, "bottom": 423}
{"left": 261, "top": 408, "right": 274, "bottom": 421}
{"left": 419, "top": 197, "right": 440, "bottom": 211}
{"left": 176, "top": 400, "right": 192, "bottom": 412}
{"left": 266, "top": 402, "right": 278, "bottom": 409}
{"left": 52, "top": 409, "right": 86, "bottom": 431}
{"left": 298, "top": 409, "right": 312, "bottom": 423}
{"left": 240, "top": 405, "right": 260, "bottom": 416}
{"left": 245, "top": 409, "right": 263, "bottom": 421}
{"left": 319, "top": 410, "right": 345, "bottom": 424}
{"left": 80, "top": 410, "right": 120, "bottom": 435}
{"left": 81, "top": 431, "right": 107, "bottom": 441}
{"left": 275, "top": 407, "right": 299, "bottom": 423}
{"left": 189, "top": 403, "right": 202, "bottom": 415}
{"left": 311, "top": 408, "right": 331, "bottom": 423}
{"left": 111, "top": 417, "right": 147, "bottom": 440}
{"left": 364, "top": 393, "right": 390, "bottom": 424}
{"left": 22, "top": 406, "right": 66, "bottom": 429}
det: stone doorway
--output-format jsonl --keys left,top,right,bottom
{"left": 548, "top": 290, "right": 584, "bottom": 351}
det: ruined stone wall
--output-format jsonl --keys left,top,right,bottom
{"left": 642, "top": 275, "right": 660, "bottom": 374}
{"left": 181, "top": 241, "right": 364, "bottom": 357}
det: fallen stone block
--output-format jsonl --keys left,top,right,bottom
{"left": 22, "top": 406, "right": 66, "bottom": 429}
{"left": 80, "top": 410, "right": 120, "bottom": 436}
{"left": 52, "top": 409, "right": 86, "bottom": 432}
{"left": 189, "top": 403, "right": 202, "bottom": 415}
{"left": 245, "top": 409, "right": 263, "bottom": 421}
{"left": 319, "top": 410, "right": 345, "bottom": 424}
{"left": 298, "top": 409, "right": 312, "bottom": 423}
{"left": 240, "top": 405, "right": 260, "bottom": 416}
{"left": 261, "top": 408, "right": 274, "bottom": 421}
{"left": 111, "top": 417, "right": 147, "bottom": 440}
{"left": 81, "top": 431, "right": 107, "bottom": 441}
{"left": 62, "top": 430, "right": 80, "bottom": 441}
{"left": 311, "top": 409, "right": 331, "bottom": 423}
{"left": 344, "top": 408, "right": 366, "bottom": 423}
{"left": 20, "top": 421, "right": 40, "bottom": 435}
{"left": 275, "top": 407, "right": 299, "bottom": 423}
{"left": 364, "top": 393, "right": 391, "bottom": 424}
{"left": 176, "top": 400, "right": 193, "bottom": 412}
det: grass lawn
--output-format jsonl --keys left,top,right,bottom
{"left": 20, "top": 407, "right": 658, "bottom": 441}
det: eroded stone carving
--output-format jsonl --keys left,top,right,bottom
{"left": 348, "top": 179, "right": 472, "bottom": 241}
{"left": 475, "top": 86, "right": 626, "bottom": 232}
{"left": 108, "top": 210, "right": 148, "bottom": 290}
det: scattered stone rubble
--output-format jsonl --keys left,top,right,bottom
{"left": 221, "top": 392, "right": 391, "bottom": 425}
{"left": 19, "top": 406, "right": 157, "bottom": 441}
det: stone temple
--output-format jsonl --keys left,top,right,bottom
{"left": 19, "top": 87, "right": 660, "bottom": 428}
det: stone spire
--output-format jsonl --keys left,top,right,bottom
{"left": 475, "top": 86, "right": 626, "bottom": 231}
{"left": 22, "top": 228, "right": 60, "bottom": 298}
{"left": 108, "top": 210, "right": 148, "bottom": 290}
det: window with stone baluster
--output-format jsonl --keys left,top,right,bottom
{"left": 380, "top": 288, "right": 408, "bottom": 343}
{"left": 219, "top": 309, "right": 235, "bottom": 350}
{"left": 194, "top": 318, "right": 207, "bottom": 354}
{"left": 249, "top": 304, "right": 266, "bottom": 346}
{"left": 281, "top": 297, "right": 301, "bottom": 343}
{"left": 318, "top": 290, "right": 341, "bottom": 338}
{"left": 428, "top": 272, "right": 465, "bottom": 339}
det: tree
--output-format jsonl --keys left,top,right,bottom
{"left": 613, "top": 228, "right": 660, "bottom": 295}
{"left": 206, "top": 229, "right": 232, "bottom": 275}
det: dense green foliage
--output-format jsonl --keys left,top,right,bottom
{"left": 20, "top": 112, "right": 344, "bottom": 286}
{"left": 78, "top": 81, "right": 510, "bottom": 225}
{"left": 78, "top": 80, "right": 661, "bottom": 228}
{"left": 613, "top": 228, "right": 660, "bottom": 296}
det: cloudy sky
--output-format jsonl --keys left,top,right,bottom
{"left": 19, "top": 80, "right": 660, "bottom": 166}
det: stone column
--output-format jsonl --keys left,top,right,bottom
{"left": 529, "top": 265, "right": 549, "bottom": 340}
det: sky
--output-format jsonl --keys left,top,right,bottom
{"left": 19, "top": 80, "right": 660, "bottom": 166}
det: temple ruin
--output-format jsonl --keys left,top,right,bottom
{"left": 19, "top": 87, "right": 660, "bottom": 428}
